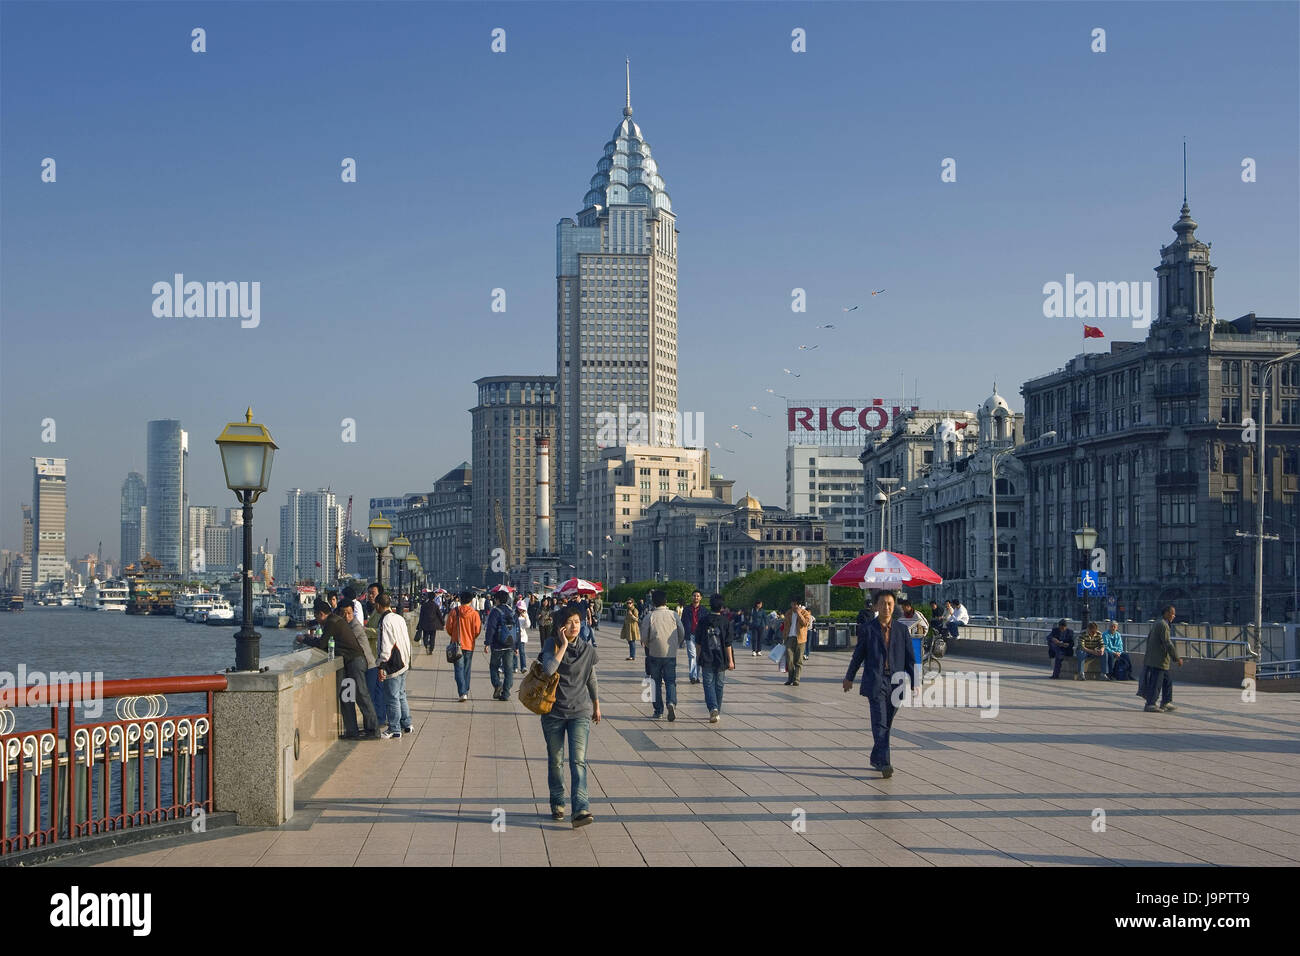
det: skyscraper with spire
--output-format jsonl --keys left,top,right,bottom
{"left": 553, "top": 62, "right": 678, "bottom": 555}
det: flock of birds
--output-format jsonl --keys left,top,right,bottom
{"left": 711, "top": 292, "right": 887, "bottom": 455}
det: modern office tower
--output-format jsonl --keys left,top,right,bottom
{"left": 555, "top": 68, "right": 678, "bottom": 536}
{"left": 120, "top": 472, "right": 147, "bottom": 567}
{"left": 203, "top": 524, "right": 234, "bottom": 573}
{"left": 31, "top": 458, "right": 68, "bottom": 586}
{"left": 146, "top": 420, "right": 189, "bottom": 573}
{"left": 20, "top": 504, "right": 33, "bottom": 591}
{"left": 470, "top": 376, "right": 558, "bottom": 581}
{"left": 787, "top": 447, "right": 868, "bottom": 546}
{"left": 187, "top": 506, "right": 218, "bottom": 570}
{"left": 279, "top": 489, "right": 343, "bottom": 584}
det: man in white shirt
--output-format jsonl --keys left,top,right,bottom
{"left": 375, "top": 594, "right": 413, "bottom": 739}
{"left": 944, "top": 598, "right": 969, "bottom": 642}
{"left": 642, "top": 589, "right": 685, "bottom": 721}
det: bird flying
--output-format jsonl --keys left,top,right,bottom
{"left": 843, "top": 305, "right": 859, "bottom": 312}
{"left": 730, "top": 425, "right": 754, "bottom": 438}
{"left": 871, "top": 289, "right": 886, "bottom": 296}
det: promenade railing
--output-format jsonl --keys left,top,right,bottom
{"left": 0, "top": 674, "right": 227, "bottom": 857}
{"left": 962, "top": 617, "right": 1259, "bottom": 661}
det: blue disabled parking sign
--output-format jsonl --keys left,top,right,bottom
{"left": 1077, "top": 570, "right": 1107, "bottom": 597}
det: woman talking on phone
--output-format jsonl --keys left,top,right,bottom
{"left": 540, "top": 606, "right": 601, "bottom": 827}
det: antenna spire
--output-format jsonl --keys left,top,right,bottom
{"left": 1182, "top": 138, "right": 1187, "bottom": 204}
{"left": 624, "top": 58, "right": 632, "bottom": 116}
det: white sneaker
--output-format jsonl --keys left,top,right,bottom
{"left": 709, "top": 710, "right": 719, "bottom": 723}
{"left": 380, "top": 730, "right": 401, "bottom": 740}
{"left": 459, "top": 694, "right": 468, "bottom": 702}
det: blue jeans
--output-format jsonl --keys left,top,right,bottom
{"left": 627, "top": 641, "right": 636, "bottom": 659}
{"left": 647, "top": 656, "right": 677, "bottom": 716}
{"left": 1077, "top": 645, "right": 1111, "bottom": 676}
{"left": 701, "top": 666, "right": 725, "bottom": 713}
{"left": 516, "top": 644, "right": 529, "bottom": 671}
{"left": 384, "top": 672, "right": 411, "bottom": 733}
{"left": 541, "top": 714, "right": 590, "bottom": 815}
{"left": 453, "top": 649, "right": 473, "bottom": 696}
{"left": 685, "top": 638, "right": 699, "bottom": 681}
{"left": 490, "top": 648, "right": 514, "bottom": 695}
{"left": 946, "top": 621, "right": 961, "bottom": 640}
{"left": 867, "top": 679, "right": 899, "bottom": 767}
{"left": 367, "top": 667, "right": 387, "bottom": 726}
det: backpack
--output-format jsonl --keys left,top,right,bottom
{"left": 493, "top": 608, "right": 519, "bottom": 649}
{"left": 703, "top": 619, "right": 723, "bottom": 654}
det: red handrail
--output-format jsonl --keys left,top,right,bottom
{"left": 0, "top": 675, "right": 228, "bottom": 709}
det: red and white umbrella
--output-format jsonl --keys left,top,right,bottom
{"left": 489, "top": 584, "right": 515, "bottom": 594}
{"left": 433, "top": 588, "right": 448, "bottom": 595}
{"left": 830, "top": 551, "right": 943, "bottom": 590}
{"left": 555, "top": 577, "right": 602, "bottom": 598}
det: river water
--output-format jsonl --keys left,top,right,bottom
{"left": 0, "top": 606, "right": 307, "bottom": 733}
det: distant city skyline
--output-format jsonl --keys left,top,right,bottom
{"left": 1, "top": 2, "right": 1296, "bottom": 560}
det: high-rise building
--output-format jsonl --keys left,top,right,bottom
{"left": 146, "top": 420, "right": 189, "bottom": 573}
{"left": 555, "top": 67, "right": 678, "bottom": 532}
{"left": 188, "top": 505, "right": 218, "bottom": 571}
{"left": 279, "top": 489, "right": 342, "bottom": 584}
{"left": 396, "top": 463, "right": 474, "bottom": 588}
{"left": 787, "top": 447, "right": 868, "bottom": 546}
{"left": 120, "top": 472, "right": 147, "bottom": 567}
{"left": 470, "top": 377, "right": 558, "bottom": 580}
{"left": 203, "top": 523, "right": 235, "bottom": 573}
{"left": 20, "top": 503, "right": 33, "bottom": 592}
{"left": 31, "top": 458, "right": 68, "bottom": 586}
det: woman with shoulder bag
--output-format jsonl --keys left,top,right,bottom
{"left": 539, "top": 606, "right": 601, "bottom": 827}
{"left": 621, "top": 599, "right": 640, "bottom": 660}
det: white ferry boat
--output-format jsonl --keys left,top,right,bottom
{"left": 202, "top": 597, "right": 235, "bottom": 624}
{"left": 254, "top": 599, "right": 289, "bottom": 628}
{"left": 176, "top": 590, "right": 219, "bottom": 622}
{"left": 80, "top": 581, "right": 129, "bottom": 611}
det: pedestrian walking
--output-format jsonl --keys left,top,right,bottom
{"left": 682, "top": 590, "right": 705, "bottom": 683}
{"left": 694, "top": 594, "right": 736, "bottom": 723}
{"left": 515, "top": 595, "right": 532, "bottom": 673}
{"left": 418, "top": 592, "right": 445, "bottom": 655}
{"left": 539, "top": 605, "right": 601, "bottom": 827}
{"left": 642, "top": 589, "right": 684, "bottom": 720}
{"left": 485, "top": 590, "right": 520, "bottom": 700}
{"left": 842, "top": 589, "right": 916, "bottom": 778}
{"left": 783, "top": 599, "right": 812, "bottom": 686}
{"left": 374, "top": 594, "right": 413, "bottom": 739}
{"left": 446, "top": 590, "right": 481, "bottom": 701}
{"left": 1140, "top": 604, "right": 1183, "bottom": 712}
{"left": 749, "top": 600, "right": 766, "bottom": 655}
{"left": 621, "top": 598, "right": 640, "bottom": 660}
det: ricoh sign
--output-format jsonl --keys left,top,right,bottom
{"left": 786, "top": 399, "right": 918, "bottom": 445}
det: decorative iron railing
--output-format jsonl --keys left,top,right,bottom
{"left": 0, "top": 675, "right": 227, "bottom": 857}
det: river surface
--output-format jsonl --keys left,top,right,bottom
{"left": 1, "top": 606, "right": 307, "bottom": 732}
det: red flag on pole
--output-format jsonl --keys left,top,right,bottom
{"left": 1083, "top": 325, "right": 1105, "bottom": 339}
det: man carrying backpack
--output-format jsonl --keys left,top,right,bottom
{"left": 418, "top": 592, "right": 445, "bottom": 655}
{"left": 694, "top": 593, "right": 736, "bottom": 723}
{"left": 485, "top": 590, "right": 520, "bottom": 701}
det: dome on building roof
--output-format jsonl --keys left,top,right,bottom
{"left": 739, "top": 492, "right": 762, "bottom": 511}
{"left": 982, "top": 385, "right": 1011, "bottom": 414}
{"left": 580, "top": 106, "right": 672, "bottom": 214}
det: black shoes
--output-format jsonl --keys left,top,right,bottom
{"left": 667, "top": 704, "right": 676, "bottom": 722}
{"left": 551, "top": 806, "right": 565, "bottom": 821}
{"left": 572, "top": 811, "right": 594, "bottom": 828}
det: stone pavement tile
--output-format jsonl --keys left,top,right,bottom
{"left": 688, "top": 850, "right": 742, "bottom": 866}
{"left": 355, "top": 852, "right": 408, "bottom": 866}
{"left": 402, "top": 854, "right": 454, "bottom": 866}
{"left": 1179, "top": 845, "right": 1296, "bottom": 865}
{"left": 93, "top": 851, "right": 173, "bottom": 867}
{"left": 731, "top": 850, "right": 790, "bottom": 866}
{"left": 595, "top": 852, "right": 648, "bottom": 866}
{"left": 639, "top": 851, "right": 696, "bottom": 866}
{"left": 777, "top": 850, "right": 836, "bottom": 866}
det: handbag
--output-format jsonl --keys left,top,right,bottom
{"left": 446, "top": 640, "right": 462, "bottom": 664}
{"left": 382, "top": 641, "right": 405, "bottom": 675}
{"left": 517, "top": 660, "right": 560, "bottom": 715}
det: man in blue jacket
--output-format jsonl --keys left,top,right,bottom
{"left": 842, "top": 589, "right": 916, "bottom": 778}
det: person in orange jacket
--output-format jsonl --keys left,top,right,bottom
{"left": 783, "top": 600, "right": 812, "bottom": 685}
{"left": 446, "top": 590, "right": 482, "bottom": 701}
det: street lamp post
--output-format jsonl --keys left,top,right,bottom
{"left": 1253, "top": 349, "right": 1300, "bottom": 657}
{"left": 874, "top": 478, "right": 903, "bottom": 553}
{"left": 368, "top": 514, "right": 391, "bottom": 588}
{"left": 215, "top": 408, "right": 278, "bottom": 672}
{"left": 1074, "top": 525, "right": 1098, "bottom": 632}
{"left": 391, "top": 535, "right": 410, "bottom": 609}
{"left": 992, "top": 431, "right": 1055, "bottom": 638}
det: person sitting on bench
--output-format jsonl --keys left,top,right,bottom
{"left": 1075, "top": 621, "right": 1110, "bottom": 680}
{"left": 1047, "top": 619, "right": 1075, "bottom": 679}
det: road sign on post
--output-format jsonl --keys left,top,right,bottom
{"left": 1077, "top": 570, "right": 1107, "bottom": 598}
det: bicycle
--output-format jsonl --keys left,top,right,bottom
{"left": 921, "top": 627, "right": 945, "bottom": 680}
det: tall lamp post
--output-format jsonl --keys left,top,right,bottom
{"left": 406, "top": 552, "right": 419, "bottom": 606}
{"left": 391, "top": 535, "right": 410, "bottom": 608}
{"left": 992, "top": 431, "right": 1055, "bottom": 637}
{"left": 1253, "top": 349, "right": 1300, "bottom": 658}
{"left": 874, "top": 478, "right": 903, "bottom": 553}
{"left": 368, "top": 514, "right": 391, "bottom": 586}
{"left": 215, "top": 408, "right": 278, "bottom": 672}
{"left": 1074, "top": 525, "right": 1098, "bottom": 632}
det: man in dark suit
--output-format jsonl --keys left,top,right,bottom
{"left": 842, "top": 590, "right": 917, "bottom": 778}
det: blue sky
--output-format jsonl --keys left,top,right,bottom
{"left": 2, "top": 1, "right": 1297, "bottom": 560}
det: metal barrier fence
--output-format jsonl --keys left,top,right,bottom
{"left": 0, "top": 674, "right": 227, "bottom": 857}
{"left": 960, "top": 618, "right": 1255, "bottom": 661}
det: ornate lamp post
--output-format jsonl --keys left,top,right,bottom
{"left": 405, "top": 552, "right": 419, "bottom": 606}
{"left": 368, "top": 514, "right": 391, "bottom": 586}
{"left": 391, "top": 535, "right": 411, "bottom": 605}
{"left": 1074, "top": 525, "right": 1099, "bottom": 632}
{"left": 215, "top": 408, "right": 278, "bottom": 672}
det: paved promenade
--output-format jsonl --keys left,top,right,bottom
{"left": 60, "top": 642, "right": 1300, "bottom": 867}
